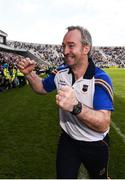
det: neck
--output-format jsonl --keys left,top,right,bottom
{"left": 71, "top": 58, "right": 89, "bottom": 80}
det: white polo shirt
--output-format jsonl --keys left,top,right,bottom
{"left": 43, "top": 59, "right": 114, "bottom": 141}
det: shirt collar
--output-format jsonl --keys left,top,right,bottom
{"left": 84, "top": 57, "right": 95, "bottom": 79}
{"left": 68, "top": 57, "right": 95, "bottom": 79}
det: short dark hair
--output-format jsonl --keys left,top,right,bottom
{"left": 67, "top": 26, "right": 92, "bottom": 56}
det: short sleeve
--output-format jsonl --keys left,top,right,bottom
{"left": 42, "top": 74, "right": 56, "bottom": 92}
{"left": 93, "top": 85, "right": 114, "bottom": 111}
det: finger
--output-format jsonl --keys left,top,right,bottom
{"left": 17, "top": 57, "right": 32, "bottom": 64}
{"left": 17, "top": 58, "right": 36, "bottom": 69}
{"left": 30, "top": 60, "right": 37, "bottom": 66}
{"left": 16, "top": 61, "right": 25, "bottom": 69}
{"left": 60, "top": 85, "right": 72, "bottom": 92}
{"left": 58, "top": 89, "right": 66, "bottom": 97}
{"left": 56, "top": 94, "right": 61, "bottom": 105}
{"left": 17, "top": 60, "right": 27, "bottom": 69}
{"left": 56, "top": 94, "right": 61, "bottom": 101}
{"left": 25, "top": 59, "right": 37, "bottom": 67}
{"left": 17, "top": 64, "right": 25, "bottom": 70}
{"left": 56, "top": 99, "right": 59, "bottom": 105}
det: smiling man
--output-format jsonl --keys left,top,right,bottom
{"left": 17, "top": 26, "right": 114, "bottom": 179}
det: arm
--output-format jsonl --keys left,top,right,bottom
{"left": 77, "top": 106, "right": 111, "bottom": 133}
{"left": 56, "top": 85, "right": 112, "bottom": 133}
{"left": 25, "top": 71, "right": 47, "bottom": 94}
{"left": 17, "top": 58, "right": 47, "bottom": 94}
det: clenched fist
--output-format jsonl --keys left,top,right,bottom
{"left": 17, "top": 58, "right": 36, "bottom": 75}
{"left": 56, "top": 85, "right": 78, "bottom": 112}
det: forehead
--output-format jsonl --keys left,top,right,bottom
{"left": 63, "top": 29, "right": 82, "bottom": 44}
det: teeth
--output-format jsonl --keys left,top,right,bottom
{"left": 67, "top": 56, "right": 73, "bottom": 59}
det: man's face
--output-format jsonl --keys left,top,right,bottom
{"left": 62, "top": 29, "right": 85, "bottom": 67}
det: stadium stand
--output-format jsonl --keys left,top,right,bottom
{"left": 0, "top": 29, "right": 8, "bottom": 44}
{"left": 0, "top": 29, "right": 125, "bottom": 92}
{"left": 7, "top": 40, "right": 125, "bottom": 68}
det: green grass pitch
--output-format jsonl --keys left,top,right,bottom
{"left": 0, "top": 67, "right": 125, "bottom": 178}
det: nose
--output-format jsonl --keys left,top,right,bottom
{"left": 63, "top": 46, "right": 70, "bottom": 56}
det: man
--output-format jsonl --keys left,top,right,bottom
{"left": 17, "top": 26, "right": 114, "bottom": 179}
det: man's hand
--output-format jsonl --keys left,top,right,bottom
{"left": 16, "top": 58, "right": 36, "bottom": 75}
{"left": 56, "top": 86, "right": 78, "bottom": 112}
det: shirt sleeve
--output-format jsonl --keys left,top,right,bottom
{"left": 42, "top": 64, "right": 68, "bottom": 92}
{"left": 42, "top": 74, "right": 56, "bottom": 92}
{"left": 93, "top": 85, "right": 114, "bottom": 111}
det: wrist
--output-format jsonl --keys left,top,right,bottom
{"left": 25, "top": 71, "right": 35, "bottom": 78}
{"left": 71, "top": 101, "right": 82, "bottom": 115}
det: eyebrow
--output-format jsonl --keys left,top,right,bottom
{"left": 62, "top": 42, "right": 75, "bottom": 45}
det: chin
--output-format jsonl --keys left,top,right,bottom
{"left": 65, "top": 60, "right": 74, "bottom": 66}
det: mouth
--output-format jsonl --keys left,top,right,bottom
{"left": 65, "top": 55, "right": 74, "bottom": 62}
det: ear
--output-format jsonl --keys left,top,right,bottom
{"left": 83, "top": 45, "right": 90, "bottom": 55}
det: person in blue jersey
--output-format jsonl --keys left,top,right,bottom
{"left": 17, "top": 26, "right": 114, "bottom": 179}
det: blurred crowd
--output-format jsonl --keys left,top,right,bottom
{"left": 7, "top": 40, "right": 125, "bottom": 68}
{"left": 7, "top": 41, "right": 64, "bottom": 67}
{"left": 92, "top": 46, "right": 125, "bottom": 68}
{"left": 0, "top": 40, "right": 125, "bottom": 93}
{"left": 0, "top": 52, "right": 26, "bottom": 92}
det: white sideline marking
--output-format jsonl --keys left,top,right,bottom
{"left": 111, "top": 121, "right": 125, "bottom": 143}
